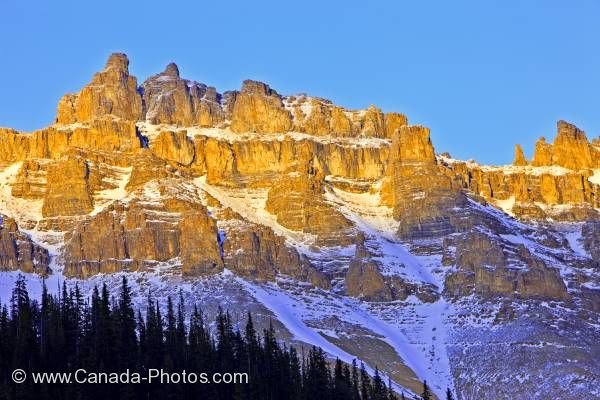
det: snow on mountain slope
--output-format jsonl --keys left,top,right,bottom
{"left": 2, "top": 159, "right": 600, "bottom": 398}
{"left": 91, "top": 165, "right": 133, "bottom": 215}
{"left": 193, "top": 176, "right": 319, "bottom": 250}
{"left": 0, "top": 162, "right": 44, "bottom": 226}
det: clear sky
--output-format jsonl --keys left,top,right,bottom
{"left": 1, "top": 0, "right": 599, "bottom": 164}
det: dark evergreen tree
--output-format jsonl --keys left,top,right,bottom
{"left": 370, "top": 367, "right": 388, "bottom": 400}
{"left": 360, "top": 362, "right": 371, "bottom": 400}
{"left": 421, "top": 381, "right": 432, "bottom": 400}
{"left": 303, "top": 347, "right": 330, "bottom": 400}
{"left": 116, "top": 277, "right": 137, "bottom": 370}
{"left": 387, "top": 376, "right": 396, "bottom": 400}
{"left": 332, "top": 358, "right": 352, "bottom": 400}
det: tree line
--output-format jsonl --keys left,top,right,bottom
{"left": 0, "top": 275, "right": 453, "bottom": 400}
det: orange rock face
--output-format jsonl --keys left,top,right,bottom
{"left": 513, "top": 144, "right": 527, "bottom": 166}
{"left": 531, "top": 120, "right": 599, "bottom": 169}
{"left": 443, "top": 232, "right": 569, "bottom": 300}
{"left": 285, "top": 95, "right": 407, "bottom": 138}
{"left": 0, "top": 215, "right": 50, "bottom": 275}
{"left": 150, "top": 130, "right": 195, "bottom": 166}
{"left": 56, "top": 53, "right": 142, "bottom": 124}
{"left": 265, "top": 159, "right": 355, "bottom": 246}
{"left": 220, "top": 213, "right": 330, "bottom": 288}
{"left": 384, "top": 125, "right": 463, "bottom": 239}
{"left": 63, "top": 194, "right": 223, "bottom": 278}
{"left": 42, "top": 157, "right": 93, "bottom": 217}
{"left": 230, "top": 80, "right": 292, "bottom": 133}
{"left": 141, "top": 63, "right": 224, "bottom": 127}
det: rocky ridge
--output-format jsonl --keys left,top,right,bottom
{"left": 0, "top": 53, "right": 599, "bottom": 399}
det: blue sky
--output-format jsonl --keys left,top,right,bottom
{"left": 1, "top": 0, "right": 598, "bottom": 164}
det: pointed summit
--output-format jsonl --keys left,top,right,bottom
{"left": 556, "top": 120, "right": 587, "bottom": 142}
{"left": 141, "top": 62, "right": 224, "bottom": 126}
{"left": 231, "top": 79, "right": 291, "bottom": 133}
{"left": 532, "top": 136, "right": 552, "bottom": 166}
{"left": 105, "top": 52, "right": 130, "bottom": 73}
{"left": 164, "top": 62, "right": 180, "bottom": 77}
{"left": 56, "top": 52, "right": 142, "bottom": 124}
{"left": 513, "top": 144, "right": 527, "bottom": 166}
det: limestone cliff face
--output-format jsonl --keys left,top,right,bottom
{"left": 345, "top": 234, "right": 438, "bottom": 302}
{"left": 219, "top": 209, "right": 330, "bottom": 289}
{"left": 529, "top": 121, "right": 599, "bottom": 169}
{"left": 0, "top": 215, "right": 50, "bottom": 274}
{"left": 11, "top": 160, "right": 48, "bottom": 199}
{"left": 384, "top": 125, "right": 463, "bottom": 239}
{"left": 265, "top": 159, "right": 355, "bottom": 246}
{"left": 56, "top": 53, "right": 142, "bottom": 124}
{"left": 150, "top": 130, "right": 195, "bottom": 166}
{"left": 345, "top": 254, "right": 391, "bottom": 301}
{"left": 230, "top": 80, "right": 292, "bottom": 133}
{"left": 190, "top": 134, "right": 387, "bottom": 188}
{"left": 443, "top": 232, "right": 569, "bottom": 300}
{"left": 60, "top": 177, "right": 330, "bottom": 288}
{"left": 0, "top": 120, "right": 141, "bottom": 163}
{"left": 63, "top": 194, "right": 222, "bottom": 277}
{"left": 42, "top": 157, "right": 93, "bottom": 217}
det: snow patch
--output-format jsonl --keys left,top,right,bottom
{"left": 0, "top": 162, "right": 44, "bottom": 225}
{"left": 91, "top": 166, "right": 132, "bottom": 215}
{"left": 193, "top": 176, "right": 318, "bottom": 251}
{"left": 493, "top": 196, "right": 515, "bottom": 216}
{"left": 589, "top": 169, "right": 600, "bottom": 185}
{"left": 137, "top": 122, "right": 389, "bottom": 148}
{"left": 438, "top": 155, "right": 575, "bottom": 176}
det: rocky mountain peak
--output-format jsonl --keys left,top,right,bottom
{"left": 163, "top": 62, "right": 180, "bottom": 77}
{"left": 556, "top": 119, "right": 587, "bottom": 142}
{"left": 230, "top": 80, "right": 291, "bottom": 133}
{"left": 529, "top": 119, "right": 598, "bottom": 170}
{"left": 513, "top": 144, "right": 527, "bottom": 166}
{"left": 240, "top": 79, "right": 279, "bottom": 96}
{"left": 104, "top": 52, "right": 130, "bottom": 72}
{"left": 56, "top": 52, "right": 142, "bottom": 124}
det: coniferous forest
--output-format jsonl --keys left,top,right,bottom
{"left": 0, "top": 275, "right": 447, "bottom": 400}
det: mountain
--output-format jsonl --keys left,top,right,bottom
{"left": 0, "top": 53, "right": 599, "bottom": 399}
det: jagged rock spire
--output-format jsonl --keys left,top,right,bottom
{"left": 164, "top": 62, "right": 180, "bottom": 77}
{"left": 56, "top": 52, "right": 142, "bottom": 124}
{"left": 105, "top": 52, "right": 130, "bottom": 72}
{"left": 513, "top": 144, "right": 527, "bottom": 166}
{"left": 530, "top": 120, "right": 597, "bottom": 169}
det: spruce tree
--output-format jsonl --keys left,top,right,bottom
{"left": 421, "top": 381, "right": 432, "bottom": 400}
{"left": 370, "top": 367, "right": 387, "bottom": 400}
{"left": 333, "top": 358, "right": 352, "bottom": 399}
{"left": 388, "top": 376, "right": 396, "bottom": 400}
{"left": 116, "top": 276, "right": 137, "bottom": 371}
{"left": 360, "top": 362, "right": 371, "bottom": 400}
